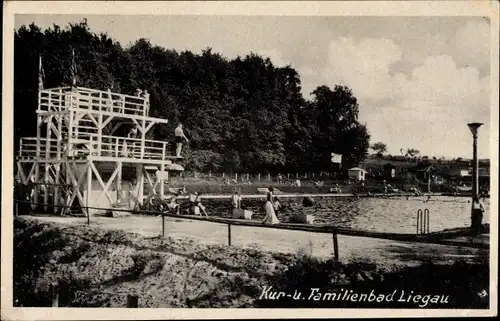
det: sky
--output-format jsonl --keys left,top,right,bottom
{"left": 15, "top": 15, "right": 492, "bottom": 159}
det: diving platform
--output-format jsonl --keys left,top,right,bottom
{"left": 16, "top": 86, "right": 184, "bottom": 217}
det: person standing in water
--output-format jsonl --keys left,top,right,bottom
{"left": 174, "top": 123, "right": 189, "bottom": 157}
{"left": 194, "top": 192, "right": 208, "bottom": 217}
{"left": 231, "top": 191, "right": 241, "bottom": 210}
{"left": 273, "top": 196, "right": 281, "bottom": 215}
{"left": 262, "top": 186, "right": 279, "bottom": 224}
{"left": 167, "top": 194, "right": 180, "bottom": 215}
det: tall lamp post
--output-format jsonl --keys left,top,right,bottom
{"left": 467, "top": 122, "right": 483, "bottom": 232}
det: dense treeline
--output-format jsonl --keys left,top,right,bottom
{"left": 14, "top": 20, "right": 370, "bottom": 173}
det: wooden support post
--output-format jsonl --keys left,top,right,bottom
{"left": 160, "top": 165, "right": 165, "bottom": 198}
{"left": 160, "top": 143, "right": 166, "bottom": 197}
{"left": 73, "top": 112, "right": 79, "bottom": 145}
{"left": 54, "top": 113, "right": 63, "bottom": 214}
{"left": 50, "top": 282, "right": 59, "bottom": 307}
{"left": 44, "top": 116, "right": 53, "bottom": 212}
{"left": 140, "top": 119, "right": 146, "bottom": 159}
{"left": 87, "top": 162, "right": 92, "bottom": 222}
{"left": 235, "top": 173, "right": 238, "bottom": 181}
{"left": 54, "top": 164, "right": 60, "bottom": 214}
{"left": 136, "top": 164, "right": 144, "bottom": 206}
{"left": 117, "top": 161, "right": 123, "bottom": 204}
{"left": 258, "top": 173, "right": 261, "bottom": 181}
{"left": 228, "top": 224, "right": 232, "bottom": 246}
{"left": 115, "top": 137, "right": 119, "bottom": 158}
{"left": 268, "top": 173, "right": 271, "bottom": 181}
{"left": 162, "top": 215, "right": 165, "bottom": 238}
{"left": 97, "top": 113, "right": 103, "bottom": 156}
{"left": 332, "top": 233, "right": 339, "bottom": 261}
{"left": 67, "top": 110, "right": 74, "bottom": 155}
{"left": 61, "top": 164, "right": 68, "bottom": 216}
{"left": 58, "top": 89, "right": 62, "bottom": 112}
{"left": 127, "top": 295, "right": 138, "bottom": 308}
{"left": 34, "top": 116, "right": 42, "bottom": 207}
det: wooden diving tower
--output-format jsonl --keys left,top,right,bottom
{"left": 16, "top": 86, "right": 181, "bottom": 215}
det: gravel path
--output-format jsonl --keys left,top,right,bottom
{"left": 25, "top": 214, "right": 488, "bottom": 268}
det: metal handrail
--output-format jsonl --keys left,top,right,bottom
{"left": 416, "top": 209, "right": 430, "bottom": 235}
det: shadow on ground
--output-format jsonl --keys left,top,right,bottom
{"left": 13, "top": 217, "right": 490, "bottom": 309}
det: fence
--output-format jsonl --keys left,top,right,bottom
{"left": 14, "top": 199, "right": 485, "bottom": 250}
{"left": 167, "top": 172, "right": 448, "bottom": 194}
{"left": 171, "top": 171, "right": 343, "bottom": 183}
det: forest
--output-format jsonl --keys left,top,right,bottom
{"left": 14, "top": 20, "right": 371, "bottom": 174}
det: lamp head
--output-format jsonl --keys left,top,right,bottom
{"left": 467, "top": 122, "right": 483, "bottom": 136}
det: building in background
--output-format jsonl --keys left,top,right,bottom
{"left": 348, "top": 167, "right": 367, "bottom": 181}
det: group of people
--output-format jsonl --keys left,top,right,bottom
{"left": 103, "top": 87, "right": 150, "bottom": 115}
{"left": 161, "top": 191, "right": 208, "bottom": 217}
{"left": 231, "top": 188, "right": 280, "bottom": 224}
{"left": 135, "top": 88, "right": 150, "bottom": 116}
{"left": 160, "top": 187, "right": 281, "bottom": 224}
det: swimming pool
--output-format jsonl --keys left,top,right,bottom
{"left": 203, "top": 196, "right": 491, "bottom": 234}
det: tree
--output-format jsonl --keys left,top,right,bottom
{"left": 406, "top": 148, "right": 420, "bottom": 157}
{"left": 14, "top": 21, "right": 371, "bottom": 174}
{"left": 371, "top": 142, "right": 387, "bottom": 154}
{"left": 371, "top": 142, "right": 387, "bottom": 158}
{"left": 307, "top": 85, "right": 370, "bottom": 170}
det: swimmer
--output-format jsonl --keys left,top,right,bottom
{"left": 194, "top": 192, "right": 208, "bottom": 217}
{"left": 273, "top": 197, "right": 281, "bottom": 213}
{"left": 231, "top": 191, "right": 242, "bottom": 210}
{"left": 262, "top": 187, "right": 279, "bottom": 224}
{"left": 167, "top": 195, "right": 180, "bottom": 215}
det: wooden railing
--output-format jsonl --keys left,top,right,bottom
{"left": 18, "top": 137, "right": 60, "bottom": 159}
{"left": 18, "top": 134, "right": 171, "bottom": 161}
{"left": 38, "top": 87, "right": 150, "bottom": 117}
{"left": 89, "top": 134, "right": 169, "bottom": 161}
{"left": 38, "top": 87, "right": 69, "bottom": 113}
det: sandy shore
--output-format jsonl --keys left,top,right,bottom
{"left": 25, "top": 214, "right": 487, "bottom": 268}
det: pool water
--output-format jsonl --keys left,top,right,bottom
{"left": 202, "top": 196, "right": 491, "bottom": 234}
